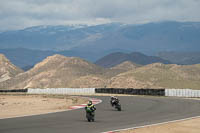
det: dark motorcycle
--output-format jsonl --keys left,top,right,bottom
{"left": 115, "top": 103, "right": 121, "bottom": 111}
{"left": 85, "top": 107, "right": 95, "bottom": 122}
{"left": 110, "top": 99, "right": 121, "bottom": 111}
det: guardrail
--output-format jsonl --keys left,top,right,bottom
{"left": 27, "top": 88, "right": 165, "bottom": 96}
{"left": 1, "top": 88, "right": 200, "bottom": 98}
{"left": 27, "top": 88, "right": 95, "bottom": 95}
{"left": 95, "top": 88, "right": 165, "bottom": 96}
{"left": 165, "top": 89, "right": 200, "bottom": 97}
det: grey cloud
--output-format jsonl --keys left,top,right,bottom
{"left": 0, "top": 0, "right": 200, "bottom": 31}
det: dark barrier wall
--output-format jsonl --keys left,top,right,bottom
{"left": 95, "top": 88, "right": 165, "bottom": 96}
{"left": 0, "top": 89, "right": 28, "bottom": 93}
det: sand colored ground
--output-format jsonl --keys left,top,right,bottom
{"left": 0, "top": 94, "right": 88, "bottom": 119}
{"left": 119, "top": 117, "right": 200, "bottom": 133}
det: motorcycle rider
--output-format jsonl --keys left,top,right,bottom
{"left": 85, "top": 100, "right": 96, "bottom": 115}
{"left": 110, "top": 96, "right": 119, "bottom": 106}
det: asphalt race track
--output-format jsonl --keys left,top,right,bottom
{"left": 1, "top": 96, "right": 200, "bottom": 133}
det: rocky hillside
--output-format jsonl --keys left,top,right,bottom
{"left": 111, "top": 61, "right": 141, "bottom": 71}
{"left": 107, "top": 63, "right": 200, "bottom": 89}
{"left": 0, "top": 54, "right": 23, "bottom": 82}
{"left": 0, "top": 55, "right": 200, "bottom": 89}
{"left": 0, "top": 54, "right": 107, "bottom": 89}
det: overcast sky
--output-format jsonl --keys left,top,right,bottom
{"left": 0, "top": 0, "right": 200, "bottom": 31}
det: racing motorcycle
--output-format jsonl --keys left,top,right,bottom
{"left": 110, "top": 99, "right": 121, "bottom": 111}
{"left": 85, "top": 107, "right": 95, "bottom": 122}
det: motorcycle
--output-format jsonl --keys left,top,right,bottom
{"left": 110, "top": 99, "right": 121, "bottom": 111}
{"left": 85, "top": 107, "right": 95, "bottom": 122}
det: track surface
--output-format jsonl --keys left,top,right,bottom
{"left": 1, "top": 96, "right": 200, "bottom": 133}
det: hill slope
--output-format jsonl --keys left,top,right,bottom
{"left": 0, "top": 54, "right": 106, "bottom": 89}
{"left": 1, "top": 55, "right": 200, "bottom": 89}
{"left": 111, "top": 61, "right": 141, "bottom": 71}
{"left": 0, "top": 54, "right": 23, "bottom": 82}
{"left": 108, "top": 63, "right": 200, "bottom": 89}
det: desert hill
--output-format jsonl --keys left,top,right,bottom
{"left": 0, "top": 54, "right": 107, "bottom": 89}
{"left": 0, "top": 55, "right": 200, "bottom": 89}
{"left": 0, "top": 54, "right": 23, "bottom": 82}
{"left": 111, "top": 61, "right": 141, "bottom": 71}
{"left": 100, "top": 61, "right": 142, "bottom": 80}
{"left": 107, "top": 63, "right": 200, "bottom": 89}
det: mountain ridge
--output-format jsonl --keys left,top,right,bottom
{"left": 95, "top": 52, "right": 171, "bottom": 68}
{"left": 1, "top": 21, "right": 200, "bottom": 69}
{"left": 158, "top": 51, "right": 200, "bottom": 65}
{"left": 0, "top": 21, "right": 200, "bottom": 53}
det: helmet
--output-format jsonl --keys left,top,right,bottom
{"left": 88, "top": 100, "right": 92, "bottom": 106}
{"left": 111, "top": 96, "right": 115, "bottom": 98}
{"left": 113, "top": 96, "right": 118, "bottom": 100}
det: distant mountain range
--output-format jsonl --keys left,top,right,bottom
{"left": 0, "top": 21, "right": 200, "bottom": 55}
{"left": 95, "top": 52, "right": 171, "bottom": 68}
{"left": 0, "top": 23, "right": 122, "bottom": 51}
{"left": 0, "top": 21, "right": 200, "bottom": 69}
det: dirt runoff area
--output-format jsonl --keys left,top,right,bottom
{"left": 119, "top": 117, "right": 200, "bottom": 133}
{"left": 0, "top": 94, "right": 88, "bottom": 119}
